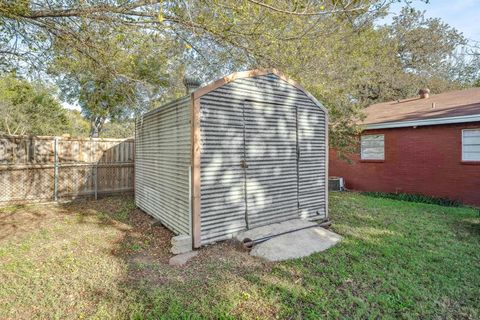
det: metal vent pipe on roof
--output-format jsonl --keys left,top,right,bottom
{"left": 183, "top": 77, "right": 201, "bottom": 95}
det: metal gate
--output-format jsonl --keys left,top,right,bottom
{"left": 242, "top": 100, "right": 299, "bottom": 228}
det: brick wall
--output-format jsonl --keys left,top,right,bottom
{"left": 329, "top": 122, "right": 480, "bottom": 206}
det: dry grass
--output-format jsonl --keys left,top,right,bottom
{"left": 0, "top": 193, "right": 479, "bottom": 319}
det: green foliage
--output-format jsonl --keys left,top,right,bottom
{"left": 50, "top": 24, "right": 184, "bottom": 136}
{"left": 171, "top": 3, "right": 476, "bottom": 149}
{"left": 390, "top": 8, "right": 466, "bottom": 74}
{"left": 0, "top": 0, "right": 30, "bottom": 18}
{"left": 65, "top": 110, "right": 90, "bottom": 137}
{"left": 99, "top": 121, "right": 135, "bottom": 139}
{"left": 1, "top": 1, "right": 478, "bottom": 144}
{"left": 378, "top": 7, "right": 470, "bottom": 96}
{"left": 362, "top": 192, "right": 463, "bottom": 207}
{"left": 0, "top": 74, "right": 69, "bottom": 136}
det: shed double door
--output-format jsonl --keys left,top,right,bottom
{"left": 242, "top": 100, "right": 299, "bottom": 228}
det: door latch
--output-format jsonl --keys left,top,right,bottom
{"left": 240, "top": 160, "right": 249, "bottom": 169}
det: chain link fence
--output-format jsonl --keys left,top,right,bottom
{"left": 0, "top": 135, "right": 134, "bottom": 205}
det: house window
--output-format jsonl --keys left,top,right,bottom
{"left": 361, "top": 134, "right": 384, "bottom": 160}
{"left": 462, "top": 129, "right": 480, "bottom": 161}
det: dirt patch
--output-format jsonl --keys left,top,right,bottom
{"left": 119, "top": 216, "right": 266, "bottom": 289}
{"left": 116, "top": 208, "right": 176, "bottom": 286}
{"left": 0, "top": 203, "right": 69, "bottom": 242}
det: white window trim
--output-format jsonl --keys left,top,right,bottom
{"left": 462, "top": 128, "right": 480, "bottom": 162}
{"left": 360, "top": 134, "right": 385, "bottom": 161}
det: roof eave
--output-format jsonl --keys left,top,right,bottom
{"left": 363, "top": 114, "right": 480, "bottom": 130}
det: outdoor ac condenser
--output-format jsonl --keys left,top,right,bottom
{"left": 328, "top": 177, "right": 345, "bottom": 191}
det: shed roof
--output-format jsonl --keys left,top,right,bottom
{"left": 193, "top": 69, "right": 303, "bottom": 99}
{"left": 361, "top": 87, "right": 480, "bottom": 129}
{"left": 191, "top": 68, "right": 328, "bottom": 115}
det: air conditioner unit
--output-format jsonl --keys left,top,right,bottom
{"left": 328, "top": 177, "right": 345, "bottom": 191}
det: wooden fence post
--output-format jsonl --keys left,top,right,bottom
{"left": 94, "top": 141, "right": 98, "bottom": 200}
{"left": 53, "top": 137, "right": 59, "bottom": 201}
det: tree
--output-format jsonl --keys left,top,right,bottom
{"left": 390, "top": 8, "right": 466, "bottom": 76}
{"left": 1, "top": 1, "right": 478, "bottom": 147}
{"left": 47, "top": 19, "right": 188, "bottom": 136}
{"left": 1, "top": 1, "right": 386, "bottom": 73}
{"left": 382, "top": 7, "right": 469, "bottom": 96}
{"left": 100, "top": 120, "right": 135, "bottom": 138}
{"left": 0, "top": 1, "right": 396, "bottom": 140}
{"left": 65, "top": 109, "right": 90, "bottom": 137}
{"left": 0, "top": 74, "right": 69, "bottom": 135}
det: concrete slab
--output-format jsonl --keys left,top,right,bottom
{"left": 171, "top": 235, "right": 191, "bottom": 246}
{"left": 169, "top": 251, "right": 198, "bottom": 266}
{"left": 235, "top": 219, "right": 317, "bottom": 242}
{"left": 171, "top": 246, "right": 192, "bottom": 255}
{"left": 236, "top": 219, "right": 342, "bottom": 262}
{"left": 170, "top": 234, "right": 193, "bottom": 254}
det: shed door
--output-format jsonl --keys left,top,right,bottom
{"left": 199, "top": 98, "right": 248, "bottom": 244}
{"left": 243, "top": 100, "right": 299, "bottom": 228}
{"left": 297, "top": 103, "right": 327, "bottom": 219}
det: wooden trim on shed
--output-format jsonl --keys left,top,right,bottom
{"left": 191, "top": 96, "right": 202, "bottom": 248}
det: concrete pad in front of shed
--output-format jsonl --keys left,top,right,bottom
{"left": 169, "top": 251, "right": 198, "bottom": 266}
{"left": 236, "top": 219, "right": 342, "bottom": 262}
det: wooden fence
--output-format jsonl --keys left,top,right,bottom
{"left": 0, "top": 135, "right": 134, "bottom": 204}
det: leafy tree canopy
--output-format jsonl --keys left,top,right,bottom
{"left": 1, "top": 1, "right": 478, "bottom": 144}
{"left": 0, "top": 74, "right": 69, "bottom": 136}
{"left": 65, "top": 109, "right": 90, "bottom": 137}
{"left": 100, "top": 120, "right": 135, "bottom": 139}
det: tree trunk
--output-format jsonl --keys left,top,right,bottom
{"left": 90, "top": 116, "right": 106, "bottom": 138}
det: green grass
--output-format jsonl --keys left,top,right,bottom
{"left": 0, "top": 193, "right": 478, "bottom": 319}
{"left": 362, "top": 191, "right": 464, "bottom": 207}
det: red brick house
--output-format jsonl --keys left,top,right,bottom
{"left": 329, "top": 87, "right": 480, "bottom": 207}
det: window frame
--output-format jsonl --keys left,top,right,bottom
{"left": 360, "top": 134, "right": 385, "bottom": 161}
{"left": 461, "top": 128, "right": 480, "bottom": 162}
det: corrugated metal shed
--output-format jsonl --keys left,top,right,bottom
{"left": 135, "top": 69, "right": 328, "bottom": 248}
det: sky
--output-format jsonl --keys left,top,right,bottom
{"left": 383, "top": 0, "right": 480, "bottom": 42}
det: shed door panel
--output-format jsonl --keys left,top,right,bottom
{"left": 297, "top": 103, "right": 327, "bottom": 219}
{"left": 244, "top": 100, "right": 299, "bottom": 228}
{"left": 199, "top": 98, "right": 247, "bottom": 244}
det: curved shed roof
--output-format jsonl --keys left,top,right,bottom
{"left": 192, "top": 68, "right": 328, "bottom": 114}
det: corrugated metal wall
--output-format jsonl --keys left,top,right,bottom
{"left": 199, "top": 74, "right": 327, "bottom": 244}
{"left": 135, "top": 97, "right": 192, "bottom": 235}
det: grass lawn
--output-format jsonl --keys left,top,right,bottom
{"left": 0, "top": 192, "right": 478, "bottom": 319}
